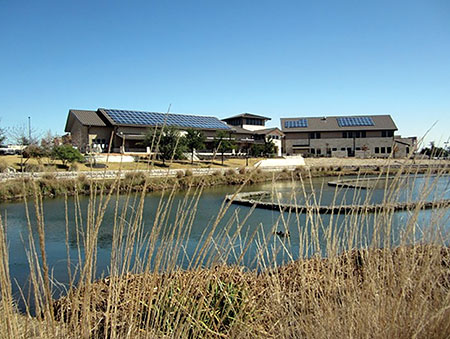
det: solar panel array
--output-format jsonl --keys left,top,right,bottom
{"left": 337, "top": 116, "right": 374, "bottom": 127}
{"left": 103, "top": 109, "right": 231, "bottom": 130}
{"left": 284, "top": 119, "right": 308, "bottom": 128}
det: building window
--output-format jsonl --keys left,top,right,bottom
{"left": 310, "top": 132, "right": 321, "bottom": 139}
{"left": 245, "top": 118, "right": 263, "bottom": 126}
{"left": 387, "top": 147, "right": 392, "bottom": 153}
{"left": 341, "top": 147, "right": 346, "bottom": 151}
{"left": 311, "top": 148, "right": 315, "bottom": 154}
{"left": 382, "top": 130, "right": 394, "bottom": 137}
{"left": 317, "top": 148, "right": 321, "bottom": 155}
{"left": 381, "top": 147, "right": 386, "bottom": 153}
{"left": 356, "top": 147, "right": 361, "bottom": 151}
{"left": 375, "top": 147, "right": 380, "bottom": 153}
{"left": 332, "top": 148, "right": 337, "bottom": 151}
{"left": 406, "top": 147, "right": 410, "bottom": 154}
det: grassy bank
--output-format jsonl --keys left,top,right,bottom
{"left": 0, "top": 164, "right": 449, "bottom": 338}
{"left": 1, "top": 163, "right": 448, "bottom": 203}
{"left": 0, "top": 155, "right": 265, "bottom": 173}
{"left": 49, "top": 245, "right": 449, "bottom": 338}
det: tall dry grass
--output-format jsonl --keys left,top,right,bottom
{"left": 0, "top": 150, "right": 449, "bottom": 337}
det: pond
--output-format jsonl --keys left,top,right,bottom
{"left": 1, "top": 174, "right": 449, "bottom": 311}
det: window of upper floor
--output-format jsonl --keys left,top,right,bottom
{"left": 309, "top": 132, "right": 321, "bottom": 139}
{"left": 245, "top": 118, "right": 264, "bottom": 126}
{"left": 343, "top": 131, "right": 366, "bottom": 138}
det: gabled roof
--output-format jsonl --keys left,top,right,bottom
{"left": 280, "top": 115, "right": 397, "bottom": 132}
{"left": 253, "top": 127, "right": 284, "bottom": 136}
{"left": 227, "top": 125, "right": 254, "bottom": 135}
{"left": 64, "top": 109, "right": 107, "bottom": 132}
{"left": 222, "top": 113, "right": 271, "bottom": 121}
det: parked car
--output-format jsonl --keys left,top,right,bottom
{"left": 0, "top": 145, "right": 24, "bottom": 155}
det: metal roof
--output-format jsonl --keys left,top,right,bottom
{"left": 253, "top": 127, "right": 284, "bottom": 136}
{"left": 64, "top": 109, "right": 107, "bottom": 132}
{"left": 222, "top": 113, "right": 271, "bottom": 121}
{"left": 280, "top": 115, "right": 397, "bottom": 132}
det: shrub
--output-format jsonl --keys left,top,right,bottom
{"left": 52, "top": 145, "right": 84, "bottom": 167}
{"left": 184, "top": 169, "right": 193, "bottom": 177}
{"left": 238, "top": 167, "right": 246, "bottom": 175}
{"left": 225, "top": 169, "right": 236, "bottom": 176}
{"left": 24, "top": 163, "right": 44, "bottom": 172}
{"left": 22, "top": 144, "right": 46, "bottom": 159}
{"left": 212, "top": 170, "right": 223, "bottom": 177}
{"left": 42, "top": 173, "right": 56, "bottom": 180}
{"left": 124, "top": 171, "right": 147, "bottom": 185}
{"left": 0, "top": 160, "right": 7, "bottom": 173}
{"left": 176, "top": 171, "right": 184, "bottom": 179}
{"left": 69, "top": 163, "right": 79, "bottom": 171}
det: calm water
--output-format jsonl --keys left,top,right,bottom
{"left": 1, "top": 175, "right": 449, "bottom": 310}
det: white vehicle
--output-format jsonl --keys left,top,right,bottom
{"left": 0, "top": 144, "right": 26, "bottom": 155}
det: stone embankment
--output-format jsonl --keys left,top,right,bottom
{"left": 0, "top": 166, "right": 291, "bottom": 182}
{"left": 226, "top": 191, "right": 450, "bottom": 214}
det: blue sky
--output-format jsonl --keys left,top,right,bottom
{"left": 0, "top": 0, "right": 449, "bottom": 147}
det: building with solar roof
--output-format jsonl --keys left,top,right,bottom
{"left": 65, "top": 108, "right": 233, "bottom": 154}
{"left": 281, "top": 115, "right": 416, "bottom": 158}
{"left": 64, "top": 108, "right": 285, "bottom": 156}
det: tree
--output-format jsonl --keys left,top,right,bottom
{"left": 262, "top": 137, "right": 276, "bottom": 157}
{"left": 420, "top": 141, "right": 449, "bottom": 158}
{"left": 51, "top": 145, "right": 84, "bottom": 167}
{"left": 22, "top": 144, "right": 46, "bottom": 164}
{"left": 0, "top": 125, "right": 5, "bottom": 145}
{"left": 8, "top": 124, "right": 39, "bottom": 146}
{"left": 184, "top": 128, "right": 205, "bottom": 164}
{"left": 214, "top": 131, "right": 234, "bottom": 165}
{"left": 142, "top": 126, "right": 186, "bottom": 165}
{"left": 40, "top": 130, "right": 56, "bottom": 157}
{"left": 249, "top": 137, "right": 276, "bottom": 157}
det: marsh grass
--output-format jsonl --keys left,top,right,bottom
{"left": 0, "top": 152, "right": 449, "bottom": 337}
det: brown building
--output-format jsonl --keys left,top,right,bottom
{"left": 64, "top": 108, "right": 233, "bottom": 153}
{"left": 281, "top": 115, "right": 416, "bottom": 158}
{"left": 222, "top": 113, "right": 284, "bottom": 156}
{"left": 64, "top": 108, "right": 283, "bottom": 156}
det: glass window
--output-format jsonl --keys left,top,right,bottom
{"left": 375, "top": 147, "right": 380, "bottom": 153}
{"left": 381, "top": 147, "right": 386, "bottom": 153}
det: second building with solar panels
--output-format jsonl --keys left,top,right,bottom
{"left": 280, "top": 115, "right": 416, "bottom": 158}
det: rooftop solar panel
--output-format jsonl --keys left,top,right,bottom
{"left": 103, "top": 109, "right": 231, "bottom": 130}
{"left": 337, "top": 116, "right": 374, "bottom": 127}
{"left": 284, "top": 119, "right": 308, "bottom": 128}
